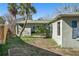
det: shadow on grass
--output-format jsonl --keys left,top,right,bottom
{"left": 7, "top": 35, "right": 61, "bottom": 56}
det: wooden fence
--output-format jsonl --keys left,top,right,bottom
{"left": 0, "top": 24, "right": 8, "bottom": 44}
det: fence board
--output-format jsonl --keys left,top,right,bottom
{"left": 0, "top": 25, "right": 4, "bottom": 44}
{"left": 0, "top": 24, "right": 8, "bottom": 44}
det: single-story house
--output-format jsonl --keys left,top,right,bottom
{"left": 50, "top": 14, "right": 79, "bottom": 48}
{"left": 16, "top": 19, "right": 50, "bottom": 36}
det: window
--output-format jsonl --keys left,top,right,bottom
{"left": 57, "top": 22, "right": 60, "bottom": 35}
{"left": 72, "top": 20, "right": 77, "bottom": 39}
{"left": 72, "top": 20, "right": 77, "bottom": 28}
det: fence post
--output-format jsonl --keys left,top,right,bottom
{"left": 3, "top": 24, "right": 8, "bottom": 44}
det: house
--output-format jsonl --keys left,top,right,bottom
{"left": 16, "top": 19, "right": 50, "bottom": 36}
{"left": 50, "top": 14, "right": 79, "bottom": 48}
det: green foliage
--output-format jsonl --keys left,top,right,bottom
{"left": 45, "top": 27, "right": 50, "bottom": 38}
{"left": 35, "top": 25, "right": 46, "bottom": 33}
{"left": 35, "top": 25, "right": 50, "bottom": 38}
{"left": 18, "top": 3, "right": 36, "bottom": 36}
{"left": 18, "top": 3, "right": 36, "bottom": 19}
{"left": 8, "top": 3, "right": 17, "bottom": 16}
{"left": 0, "top": 17, "right": 5, "bottom": 24}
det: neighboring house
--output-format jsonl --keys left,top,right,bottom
{"left": 50, "top": 14, "right": 79, "bottom": 48}
{"left": 16, "top": 19, "right": 50, "bottom": 36}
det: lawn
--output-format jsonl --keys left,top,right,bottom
{"left": 21, "top": 36, "right": 79, "bottom": 56}
{"left": 7, "top": 35, "right": 61, "bottom": 56}
{"left": 21, "top": 36, "right": 58, "bottom": 48}
{"left": 1, "top": 35, "right": 79, "bottom": 56}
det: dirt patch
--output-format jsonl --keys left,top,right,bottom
{"left": 22, "top": 37, "right": 79, "bottom": 56}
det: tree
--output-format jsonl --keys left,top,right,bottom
{"left": 56, "top": 4, "right": 79, "bottom": 14}
{"left": 0, "top": 17, "right": 5, "bottom": 24}
{"left": 18, "top": 3, "right": 36, "bottom": 36}
{"left": 8, "top": 3, "right": 17, "bottom": 34}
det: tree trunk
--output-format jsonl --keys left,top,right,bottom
{"left": 12, "top": 15, "right": 16, "bottom": 35}
{"left": 19, "top": 13, "right": 29, "bottom": 36}
{"left": 19, "top": 19, "right": 27, "bottom": 36}
{"left": 8, "top": 14, "right": 16, "bottom": 35}
{"left": 14, "top": 16, "right": 16, "bottom": 35}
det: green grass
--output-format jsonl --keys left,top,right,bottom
{"left": 21, "top": 36, "right": 37, "bottom": 43}
{"left": 21, "top": 36, "right": 59, "bottom": 48}
{"left": 0, "top": 35, "right": 60, "bottom": 56}
{"left": 0, "top": 35, "right": 24, "bottom": 56}
{"left": 0, "top": 35, "right": 59, "bottom": 56}
{"left": 7, "top": 36, "right": 57, "bottom": 56}
{"left": 7, "top": 35, "right": 26, "bottom": 48}
{"left": 0, "top": 44, "right": 8, "bottom": 56}
{"left": 1, "top": 35, "right": 78, "bottom": 56}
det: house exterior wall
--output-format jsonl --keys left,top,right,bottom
{"left": 52, "top": 20, "right": 63, "bottom": 46}
{"left": 25, "top": 23, "right": 35, "bottom": 33}
{"left": 22, "top": 28, "right": 31, "bottom": 36}
{"left": 16, "top": 24, "right": 32, "bottom": 36}
{"left": 16, "top": 23, "right": 49, "bottom": 36}
{"left": 62, "top": 17, "right": 79, "bottom": 48}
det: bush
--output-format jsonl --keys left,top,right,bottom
{"left": 35, "top": 25, "right": 46, "bottom": 34}
{"left": 45, "top": 28, "right": 50, "bottom": 38}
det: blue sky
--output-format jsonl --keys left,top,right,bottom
{"left": 0, "top": 3, "right": 78, "bottom": 20}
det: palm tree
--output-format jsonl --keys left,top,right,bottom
{"left": 18, "top": 3, "right": 36, "bottom": 36}
{"left": 8, "top": 3, "right": 17, "bottom": 34}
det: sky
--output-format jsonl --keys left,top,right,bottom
{"left": 0, "top": 3, "right": 79, "bottom": 20}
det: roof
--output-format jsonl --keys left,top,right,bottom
{"left": 16, "top": 20, "right": 50, "bottom": 24}
{"left": 49, "top": 14, "right": 79, "bottom": 24}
